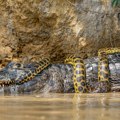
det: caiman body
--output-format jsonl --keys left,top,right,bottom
{"left": 0, "top": 53, "right": 120, "bottom": 95}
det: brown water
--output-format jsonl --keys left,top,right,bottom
{"left": 0, "top": 93, "right": 120, "bottom": 120}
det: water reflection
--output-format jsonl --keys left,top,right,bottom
{"left": 72, "top": 93, "right": 120, "bottom": 120}
{"left": 0, "top": 93, "right": 120, "bottom": 120}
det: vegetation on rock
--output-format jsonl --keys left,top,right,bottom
{"left": 112, "top": 0, "right": 120, "bottom": 7}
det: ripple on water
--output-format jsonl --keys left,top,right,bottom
{"left": 0, "top": 93, "right": 120, "bottom": 120}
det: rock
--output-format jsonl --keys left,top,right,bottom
{"left": 0, "top": 0, "right": 120, "bottom": 64}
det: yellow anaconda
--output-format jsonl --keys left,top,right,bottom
{"left": 97, "top": 47, "right": 120, "bottom": 92}
{"left": 65, "top": 56, "right": 88, "bottom": 93}
{"left": 65, "top": 47, "right": 120, "bottom": 93}
{"left": 16, "top": 58, "right": 50, "bottom": 85}
{"left": 0, "top": 80, "right": 15, "bottom": 87}
{"left": 0, "top": 58, "right": 50, "bottom": 86}
{"left": 0, "top": 47, "right": 120, "bottom": 93}
{"left": 98, "top": 47, "right": 120, "bottom": 82}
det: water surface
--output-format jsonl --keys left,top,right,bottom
{"left": 0, "top": 93, "right": 120, "bottom": 120}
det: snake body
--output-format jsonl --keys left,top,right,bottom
{"left": 16, "top": 58, "right": 50, "bottom": 85}
{"left": 9, "top": 55, "right": 120, "bottom": 94}
{"left": 96, "top": 47, "right": 120, "bottom": 92}
{"left": 65, "top": 47, "right": 120, "bottom": 93}
{"left": 0, "top": 80, "right": 15, "bottom": 87}
{"left": 0, "top": 48, "right": 120, "bottom": 93}
{"left": 65, "top": 56, "right": 87, "bottom": 93}
{"left": 0, "top": 58, "right": 50, "bottom": 86}
{"left": 98, "top": 48, "right": 120, "bottom": 83}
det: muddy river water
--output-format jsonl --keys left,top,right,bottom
{"left": 0, "top": 93, "right": 120, "bottom": 120}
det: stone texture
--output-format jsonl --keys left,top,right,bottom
{"left": 0, "top": 0, "right": 120, "bottom": 66}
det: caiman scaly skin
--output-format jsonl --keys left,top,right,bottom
{"left": 96, "top": 47, "right": 120, "bottom": 93}
{"left": 0, "top": 58, "right": 50, "bottom": 87}
{"left": 16, "top": 58, "right": 50, "bottom": 85}
{"left": 85, "top": 53, "right": 120, "bottom": 92}
{"left": 0, "top": 53, "right": 120, "bottom": 95}
{"left": 64, "top": 48, "right": 120, "bottom": 93}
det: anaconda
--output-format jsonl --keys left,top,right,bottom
{"left": 65, "top": 56, "right": 88, "bottom": 93}
{"left": 97, "top": 47, "right": 120, "bottom": 92}
{"left": 0, "top": 58, "right": 50, "bottom": 87}
{"left": 65, "top": 47, "right": 120, "bottom": 93}
{"left": 0, "top": 52, "right": 119, "bottom": 95}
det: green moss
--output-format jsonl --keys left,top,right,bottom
{"left": 112, "top": 0, "right": 120, "bottom": 7}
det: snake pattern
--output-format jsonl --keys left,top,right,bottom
{"left": 0, "top": 58, "right": 50, "bottom": 86}
{"left": 65, "top": 47, "right": 120, "bottom": 93}
{"left": 0, "top": 47, "right": 120, "bottom": 93}
{"left": 96, "top": 47, "right": 120, "bottom": 92}
{"left": 0, "top": 80, "right": 15, "bottom": 87}
{"left": 65, "top": 56, "right": 88, "bottom": 93}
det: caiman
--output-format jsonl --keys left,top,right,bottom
{"left": 0, "top": 53, "right": 119, "bottom": 95}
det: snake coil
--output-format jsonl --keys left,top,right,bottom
{"left": 65, "top": 47, "right": 120, "bottom": 93}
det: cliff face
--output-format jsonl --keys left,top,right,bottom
{"left": 0, "top": 0, "right": 120, "bottom": 66}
